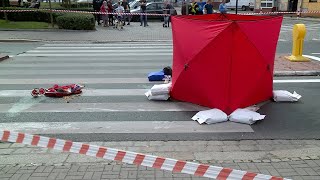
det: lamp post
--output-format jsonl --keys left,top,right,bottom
{"left": 235, "top": 0, "right": 238, "bottom": 14}
{"left": 49, "top": 0, "right": 54, "bottom": 27}
{"left": 2, "top": 0, "right": 8, "bottom": 22}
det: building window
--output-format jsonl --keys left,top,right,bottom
{"left": 309, "top": 0, "right": 317, "bottom": 2}
{"left": 261, "top": 0, "right": 273, "bottom": 8}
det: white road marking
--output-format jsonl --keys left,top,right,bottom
{"left": 5, "top": 97, "right": 45, "bottom": 118}
{"left": 274, "top": 79, "right": 320, "bottom": 83}
{"left": 0, "top": 102, "right": 210, "bottom": 113}
{"left": 0, "top": 78, "right": 150, "bottom": 84}
{"left": 18, "top": 53, "right": 172, "bottom": 57}
{"left": 0, "top": 69, "right": 157, "bottom": 75}
{"left": 0, "top": 78, "right": 320, "bottom": 85}
{"left": 42, "top": 43, "right": 173, "bottom": 47}
{"left": 303, "top": 55, "right": 320, "bottom": 61}
{"left": 0, "top": 63, "right": 167, "bottom": 68}
{"left": 0, "top": 89, "right": 148, "bottom": 97}
{"left": 0, "top": 121, "right": 254, "bottom": 134}
{"left": 36, "top": 46, "right": 172, "bottom": 49}
{"left": 26, "top": 49, "right": 173, "bottom": 53}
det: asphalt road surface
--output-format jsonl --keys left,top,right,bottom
{"left": 0, "top": 42, "right": 319, "bottom": 142}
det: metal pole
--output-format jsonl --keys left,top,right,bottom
{"left": 186, "top": 0, "right": 188, "bottom": 15}
{"left": 2, "top": 0, "right": 8, "bottom": 22}
{"left": 235, "top": 0, "right": 238, "bottom": 14}
{"left": 48, "top": 0, "right": 54, "bottom": 27}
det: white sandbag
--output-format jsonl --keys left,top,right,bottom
{"left": 229, "top": 109, "right": 266, "bottom": 125}
{"left": 145, "top": 90, "right": 169, "bottom": 101}
{"left": 273, "top": 90, "right": 302, "bottom": 102}
{"left": 192, "top": 109, "right": 228, "bottom": 124}
{"left": 150, "top": 83, "right": 172, "bottom": 96}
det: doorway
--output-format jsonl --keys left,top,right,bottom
{"left": 288, "top": 0, "right": 298, "bottom": 11}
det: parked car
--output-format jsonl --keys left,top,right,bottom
{"left": 129, "top": 0, "right": 163, "bottom": 10}
{"left": 130, "top": 1, "right": 176, "bottom": 22}
{"left": 226, "top": 0, "right": 254, "bottom": 11}
{"left": 76, "top": 0, "right": 93, "bottom": 3}
{"left": 9, "top": 0, "right": 30, "bottom": 7}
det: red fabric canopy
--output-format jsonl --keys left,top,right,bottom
{"left": 170, "top": 14, "right": 283, "bottom": 115}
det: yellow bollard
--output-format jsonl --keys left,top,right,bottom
{"left": 286, "top": 24, "right": 310, "bottom": 62}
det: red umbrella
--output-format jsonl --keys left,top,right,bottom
{"left": 170, "top": 14, "right": 283, "bottom": 115}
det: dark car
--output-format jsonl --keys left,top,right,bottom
{"left": 130, "top": 2, "right": 176, "bottom": 21}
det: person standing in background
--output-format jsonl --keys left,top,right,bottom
{"left": 188, "top": 0, "right": 199, "bottom": 15}
{"left": 203, "top": 0, "right": 213, "bottom": 14}
{"left": 107, "top": 0, "right": 114, "bottom": 26}
{"left": 93, "top": 0, "right": 102, "bottom": 25}
{"left": 122, "top": 0, "right": 131, "bottom": 25}
{"left": 219, "top": 0, "right": 227, "bottom": 13}
{"left": 100, "top": 0, "right": 108, "bottom": 27}
{"left": 140, "top": 0, "right": 148, "bottom": 27}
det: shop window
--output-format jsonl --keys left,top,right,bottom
{"left": 309, "top": 0, "right": 317, "bottom": 2}
{"left": 261, "top": 0, "right": 274, "bottom": 8}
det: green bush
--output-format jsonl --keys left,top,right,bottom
{"left": 56, "top": 13, "right": 95, "bottom": 30}
{"left": 0, "top": 8, "right": 65, "bottom": 23}
{"left": 0, "top": 7, "right": 93, "bottom": 23}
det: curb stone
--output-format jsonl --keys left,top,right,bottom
{"left": 0, "top": 39, "right": 42, "bottom": 42}
{"left": 274, "top": 71, "right": 320, "bottom": 76}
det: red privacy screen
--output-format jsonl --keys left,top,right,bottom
{"left": 170, "top": 14, "right": 283, "bottom": 114}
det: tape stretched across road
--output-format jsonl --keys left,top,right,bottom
{"left": 0, "top": 130, "right": 290, "bottom": 180}
{"left": 0, "top": 8, "right": 319, "bottom": 16}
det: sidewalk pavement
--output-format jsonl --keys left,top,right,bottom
{"left": 0, "top": 19, "right": 313, "bottom": 42}
{"left": 1, "top": 140, "right": 320, "bottom": 180}
{"left": 284, "top": 16, "right": 320, "bottom": 22}
{"left": 274, "top": 55, "right": 320, "bottom": 76}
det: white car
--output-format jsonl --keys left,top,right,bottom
{"left": 76, "top": 0, "right": 93, "bottom": 4}
{"left": 226, "top": 0, "right": 254, "bottom": 11}
{"left": 9, "top": 0, "right": 30, "bottom": 7}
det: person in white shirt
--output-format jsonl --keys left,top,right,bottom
{"left": 115, "top": 2, "right": 124, "bottom": 18}
{"left": 115, "top": 2, "right": 125, "bottom": 26}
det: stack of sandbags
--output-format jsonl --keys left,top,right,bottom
{"left": 192, "top": 106, "right": 265, "bottom": 125}
{"left": 145, "top": 83, "right": 172, "bottom": 101}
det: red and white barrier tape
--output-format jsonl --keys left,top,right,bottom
{"left": 239, "top": 11, "right": 320, "bottom": 15}
{"left": 0, "top": 130, "right": 290, "bottom": 180}
{"left": 0, "top": 8, "right": 320, "bottom": 16}
{"left": 0, "top": 9, "right": 169, "bottom": 16}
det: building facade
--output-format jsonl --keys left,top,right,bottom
{"left": 254, "top": 0, "right": 320, "bottom": 12}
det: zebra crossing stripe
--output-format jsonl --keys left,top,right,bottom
{"left": 0, "top": 130, "right": 290, "bottom": 180}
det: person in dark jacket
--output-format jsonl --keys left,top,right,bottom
{"left": 140, "top": 0, "right": 148, "bottom": 27}
{"left": 122, "top": 0, "right": 131, "bottom": 25}
{"left": 203, "top": 0, "right": 213, "bottom": 14}
{"left": 107, "top": 0, "right": 114, "bottom": 26}
{"left": 93, "top": 0, "right": 102, "bottom": 25}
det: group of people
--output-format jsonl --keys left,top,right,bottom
{"left": 182, "top": 0, "right": 227, "bottom": 15}
{"left": 93, "top": 0, "right": 131, "bottom": 27}
{"left": 92, "top": 0, "right": 227, "bottom": 28}
{"left": 93, "top": 0, "right": 151, "bottom": 28}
